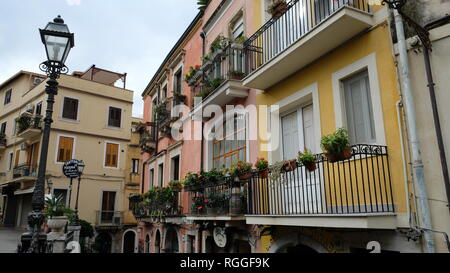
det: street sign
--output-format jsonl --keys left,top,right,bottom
{"left": 63, "top": 159, "right": 80, "bottom": 179}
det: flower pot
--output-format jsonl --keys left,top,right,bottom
{"left": 259, "top": 169, "right": 269, "bottom": 179}
{"left": 304, "top": 162, "right": 317, "bottom": 172}
{"left": 47, "top": 216, "right": 68, "bottom": 235}
{"left": 326, "top": 146, "right": 353, "bottom": 163}
{"left": 238, "top": 172, "right": 253, "bottom": 181}
{"left": 271, "top": 2, "right": 289, "bottom": 18}
{"left": 283, "top": 160, "right": 298, "bottom": 172}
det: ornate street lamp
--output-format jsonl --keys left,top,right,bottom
{"left": 20, "top": 15, "right": 74, "bottom": 253}
{"left": 74, "top": 160, "right": 85, "bottom": 224}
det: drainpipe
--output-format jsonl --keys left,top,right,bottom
{"left": 393, "top": 9, "right": 435, "bottom": 253}
{"left": 200, "top": 32, "right": 206, "bottom": 58}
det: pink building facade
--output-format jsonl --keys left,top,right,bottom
{"left": 136, "top": 0, "right": 264, "bottom": 253}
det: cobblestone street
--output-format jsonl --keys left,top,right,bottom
{"left": 0, "top": 227, "right": 24, "bottom": 253}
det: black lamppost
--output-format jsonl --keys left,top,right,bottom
{"left": 74, "top": 160, "right": 85, "bottom": 224}
{"left": 20, "top": 15, "right": 74, "bottom": 253}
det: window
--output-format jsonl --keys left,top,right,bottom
{"left": 108, "top": 107, "right": 122, "bottom": 128}
{"left": 174, "top": 70, "right": 182, "bottom": 94}
{"left": 149, "top": 168, "right": 155, "bottom": 188}
{"left": 62, "top": 97, "right": 79, "bottom": 120}
{"left": 158, "top": 163, "right": 164, "bottom": 187}
{"left": 343, "top": 70, "right": 376, "bottom": 144}
{"left": 8, "top": 152, "right": 13, "bottom": 171}
{"left": 36, "top": 102, "right": 43, "bottom": 116}
{"left": 101, "top": 191, "right": 116, "bottom": 222}
{"left": 14, "top": 150, "right": 20, "bottom": 168}
{"left": 131, "top": 159, "right": 139, "bottom": 174}
{"left": 171, "top": 156, "right": 180, "bottom": 181}
{"left": 231, "top": 15, "right": 244, "bottom": 40}
{"left": 161, "top": 85, "right": 167, "bottom": 101}
{"left": 0, "top": 122, "right": 6, "bottom": 135}
{"left": 152, "top": 98, "right": 158, "bottom": 122}
{"left": 57, "top": 136, "right": 74, "bottom": 163}
{"left": 4, "top": 89, "right": 12, "bottom": 105}
{"left": 213, "top": 114, "right": 246, "bottom": 169}
{"left": 105, "top": 143, "right": 119, "bottom": 168}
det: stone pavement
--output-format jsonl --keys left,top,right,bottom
{"left": 0, "top": 227, "right": 26, "bottom": 253}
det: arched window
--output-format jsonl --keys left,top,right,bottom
{"left": 145, "top": 234, "right": 151, "bottom": 253}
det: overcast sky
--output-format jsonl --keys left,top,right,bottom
{"left": 0, "top": 0, "right": 200, "bottom": 117}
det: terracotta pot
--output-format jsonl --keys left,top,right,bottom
{"left": 283, "top": 160, "right": 298, "bottom": 172}
{"left": 326, "top": 146, "right": 353, "bottom": 163}
{"left": 304, "top": 162, "right": 317, "bottom": 172}
{"left": 238, "top": 172, "right": 253, "bottom": 180}
{"left": 259, "top": 169, "right": 269, "bottom": 179}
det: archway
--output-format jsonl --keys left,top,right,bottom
{"left": 123, "top": 230, "right": 137, "bottom": 253}
{"left": 145, "top": 234, "right": 151, "bottom": 253}
{"left": 164, "top": 227, "right": 179, "bottom": 253}
{"left": 94, "top": 232, "right": 112, "bottom": 253}
{"left": 269, "top": 233, "right": 328, "bottom": 253}
{"left": 155, "top": 230, "right": 161, "bottom": 253}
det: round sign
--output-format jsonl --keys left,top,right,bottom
{"left": 63, "top": 159, "right": 80, "bottom": 179}
{"left": 213, "top": 227, "right": 227, "bottom": 248}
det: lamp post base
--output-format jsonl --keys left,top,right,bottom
{"left": 18, "top": 232, "right": 48, "bottom": 253}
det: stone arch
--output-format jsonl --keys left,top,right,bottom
{"left": 145, "top": 233, "right": 151, "bottom": 253}
{"left": 154, "top": 229, "right": 162, "bottom": 253}
{"left": 94, "top": 232, "right": 113, "bottom": 253}
{"left": 269, "top": 233, "right": 329, "bottom": 253}
{"left": 122, "top": 229, "right": 138, "bottom": 253}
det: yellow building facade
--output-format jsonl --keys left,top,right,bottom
{"left": 245, "top": 1, "right": 422, "bottom": 253}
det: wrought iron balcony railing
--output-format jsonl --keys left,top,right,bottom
{"left": 16, "top": 114, "right": 43, "bottom": 135}
{"left": 95, "top": 211, "right": 123, "bottom": 226}
{"left": 245, "top": 0, "right": 371, "bottom": 76}
{"left": 131, "top": 189, "right": 183, "bottom": 222}
{"left": 13, "top": 164, "right": 39, "bottom": 179}
{"left": 185, "top": 176, "right": 248, "bottom": 217}
{"left": 191, "top": 44, "right": 246, "bottom": 104}
{"left": 139, "top": 124, "right": 157, "bottom": 154}
{"left": 248, "top": 144, "right": 394, "bottom": 216}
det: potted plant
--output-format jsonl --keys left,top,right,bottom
{"left": 268, "top": 0, "right": 289, "bottom": 18}
{"left": 321, "top": 128, "right": 353, "bottom": 163}
{"left": 168, "top": 180, "right": 183, "bottom": 192}
{"left": 230, "top": 161, "right": 253, "bottom": 180}
{"left": 15, "top": 115, "right": 32, "bottom": 134}
{"left": 255, "top": 158, "right": 269, "bottom": 179}
{"left": 204, "top": 168, "right": 225, "bottom": 186}
{"left": 298, "top": 149, "right": 317, "bottom": 172}
{"left": 45, "top": 195, "right": 69, "bottom": 235}
{"left": 191, "top": 196, "right": 205, "bottom": 215}
{"left": 283, "top": 159, "right": 298, "bottom": 172}
{"left": 228, "top": 70, "right": 245, "bottom": 80}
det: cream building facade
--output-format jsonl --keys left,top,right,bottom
{"left": 0, "top": 67, "right": 136, "bottom": 253}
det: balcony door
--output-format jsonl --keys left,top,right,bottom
{"left": 101, "top": 191, "right": 116, "bottom": 223}
{"left": 280, "top": 104, "right": 322, "bottom": 214}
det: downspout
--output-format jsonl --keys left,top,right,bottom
{"left": 422, "top": 20, "right": 450, "bottom": 212}
{"left": 200, "top": 31, "right": 206, "bottom": 172}
{"left": 393, "top": 9, "right": 435, "bottom": 253}
{"left": 396, "top": 101, "right": 413, "bottom": 227}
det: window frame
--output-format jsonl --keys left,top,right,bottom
{"left": 55, "top": 134, "right": 76, "bottom": 164}
{"left": 131, "top": 158, "right": 140, "bottom": 174}
{"left": 36, "top": 101, "right": 43, "bottom": 116}
{"left": 103, "top": 141, "right": 121, "bottom": 169}
{"left": 61, "top": 96, "right": 80, "bottom": 121}
{"left": 0, "top": 122, "right": 6, "bottom": 135}
{"left": 107, "top": 106, "right": 123, "bottom": 128}
{"left": 332, "top": 53, "right": 386, "bottom": 146}
{"left": 4, "top": 89, "right": 12, "bottom": 105}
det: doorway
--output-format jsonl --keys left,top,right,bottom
{"left": 164, "top": 227, "right": 179, "bottom": 253}
{"left": 123, "top": 230, "right": 136, "bottom": 253}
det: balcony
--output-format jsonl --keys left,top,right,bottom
{"left": 12, "top": 164, "right": 38, "bottom": 183}
{"left": 184, "top": 176, "right": 248, "bottom": 221}
{"left": 244, "top": 0, "right": 373, "bottom": 90}
{"left": 139, "top": 123, "right": 158, "bottom": 154}
{"left": 190, "top": 44, "right": 250, "bottom": 115}
{"left": 132, "top": 187, "right": 183, "bottom": 224}
{"left": 246, "top": 144, "right": 397, "bottom": 229}
{"left": 0, "top": 134, "right": 6, "bottom": 151}
{"left": 16, "top": 114, "right": 43, "bottom": 140}
{"left": 95, "top": 211, "right": 123, "bottom": 227}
